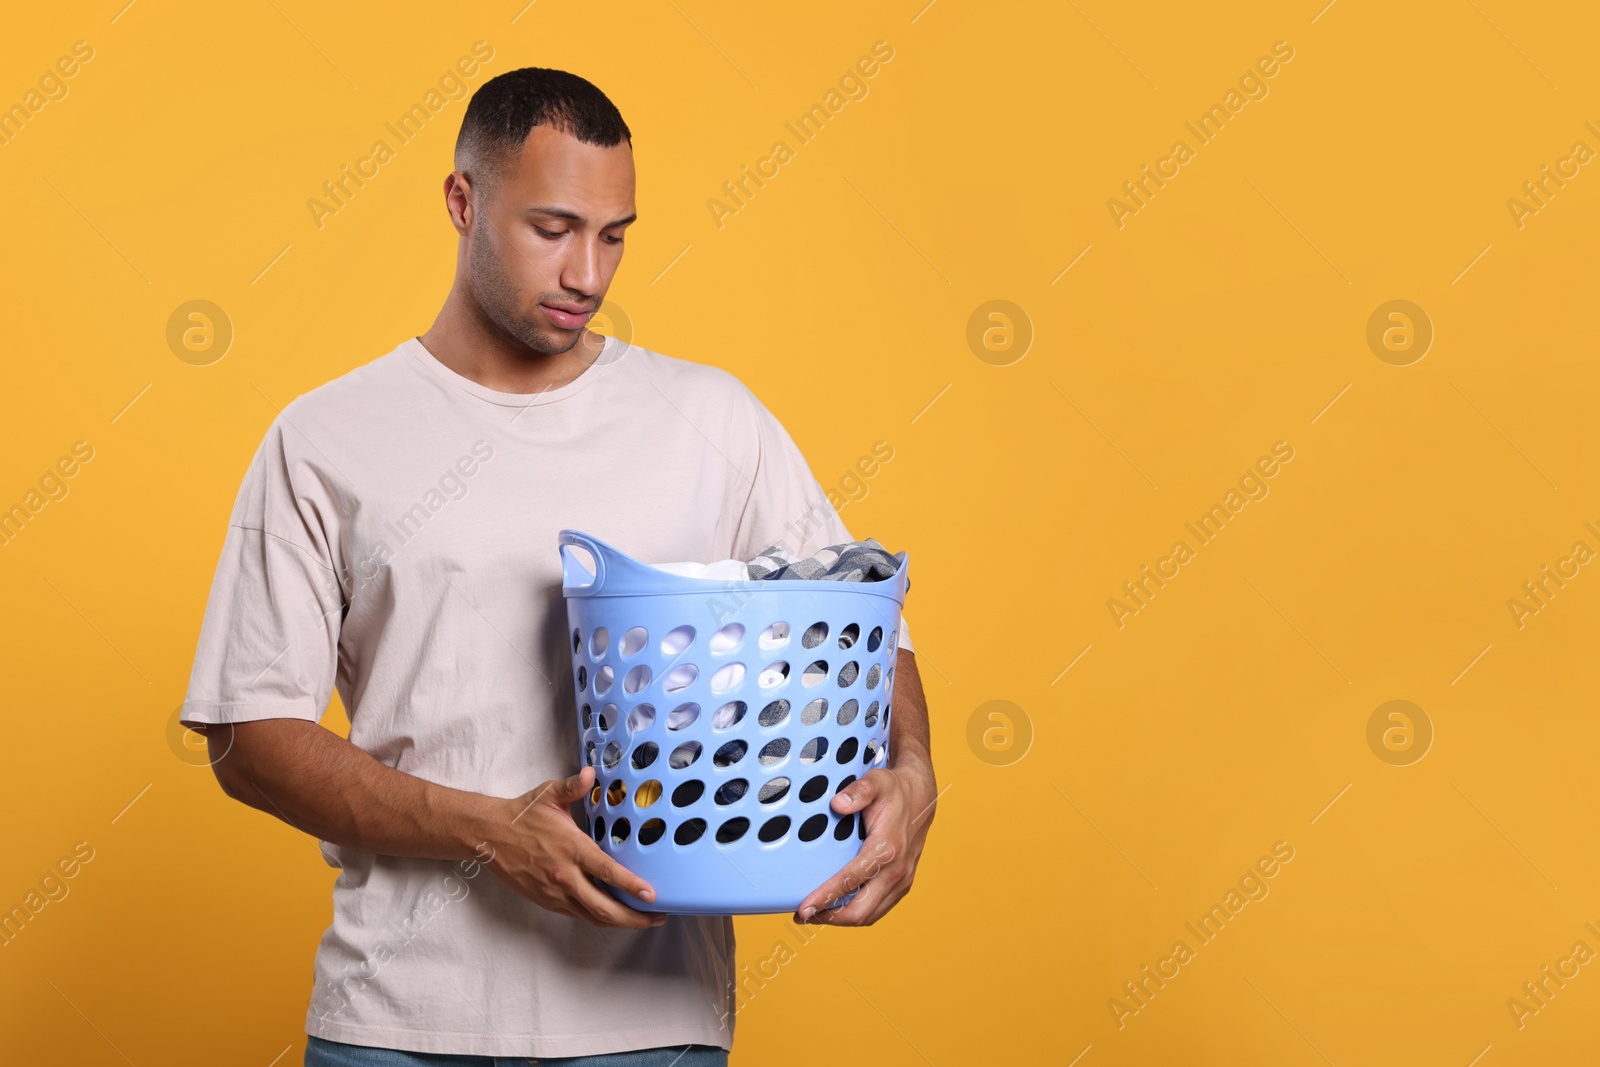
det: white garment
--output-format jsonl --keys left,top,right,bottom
{"left": 178, "top": 332, "right": 913, "bottom": 1058}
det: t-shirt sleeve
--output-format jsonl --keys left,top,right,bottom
{"left": 729, "top": 388, "right": 915, "bottom": 655}
{"left": 180, "top": 412, "right": 346, "bottom": 726}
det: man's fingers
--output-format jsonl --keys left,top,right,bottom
{"left": 576, "top": 838, "right": 657, "bottom": 905}
{"left": 832, "top": 768, "right": 888, "bottom": 814}
{"left": 808, "top": 874, "right": 906, "bottom": 927}
{"left": 569, "top": 874, "right": 662, "bottom": 929}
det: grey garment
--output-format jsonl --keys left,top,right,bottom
{"left": 304, "top": 1035, "right": 728, "bottom": 1066}
{"left": 745, "top": 537, "right": 903, "bottom": 583}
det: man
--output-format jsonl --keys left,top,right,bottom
{"left": 180, "top": 67, "right": 936, "bottom": 1065}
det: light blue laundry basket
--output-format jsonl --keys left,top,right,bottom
{"left": 558, "top": 529, "right": 910, "bottom": 915}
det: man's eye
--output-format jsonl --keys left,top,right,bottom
{"left": 604, "top": 234, "right": 623, "bottom": 244}
{"left": 534, "top": 226, "right": 562, "bottom": 238}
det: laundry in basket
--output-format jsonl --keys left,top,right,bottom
{"left": 558, "top": 529, "right": 910, "bottom": 915}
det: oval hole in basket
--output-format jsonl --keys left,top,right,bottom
{"left": 801, "top": 698, "right": 827, "bottom": 725}
{"left": 593, "top": 816, "right": 605, "bottom": 843}
{"left": 836, "top": 699, "right": 859, "bottom": 726}
{"left": 837, "top": 623, "right": 860, "bottom": 650}
{"left": 572, "top": 628, "right": 581, "bottom": 655}
{"left": 759, "top": 738, "right": 790, "bottom": 766}
{"left": 836, "top": 662, "right": 859, "bottom": 687}
{"left": 638, "top": 818, "right": 666, "bottom": 846}
{"left": 602, "top": 742, "right": 622, "bottom": 770}
{"left": 714, "top": 740, "right": 748, "bottom": 767}
{"left": 758, "top": 815, "right": 791, "bottom": 843}
{"left": 798, "top": 813, "right": 828, "bottom": 841}
{"left": 631, "top": 742, "right": 658, "bottom": 770}
{"left": 801, "top": 661, "right": 829, "bottom": 687}
{"left": 712, "top": 701, "right": 746, "bottom": 730}
{"left": 610, "top": 818, "right": 631, "bottom": 844}
{"left": 674, "top": 818, "right": 707, "bottom": 846}
{"left": 666, "top": 702, "right": 700, "bottom": 730}
{"left": 606, "top": 779, "right": 627, "bottom": 806}
{"left": 589, "top": 627, "right": 609, "bottom": 659}
{"left": 758, "top": 699, "right": 790, "bottom": 728}
{"left": 660, "top": 625, "right": 695, "bottom": 657}
{"left": 799, "top": 775, "right": 829, "bottom": 802}
{"left": 833, "top": 814, "right": 856, "bottom": 841}
{"left": 628, "top": 704, "right": 656, "bottom": 732}
{"left": 867, "top": 626, "right": 883, "bottom": 652}
{"left": 669, "top": 741, "right": 702, "bottom": 769}
{"left": 621, "top": 626, "right": 649, "bottom": 657}
{"left": 710, "top": 663, "right": 746, "bottom": 693}
{"left": 714, "top": 778, "right": 748, "bottom": 805}
{"left": 663, "top": 664, "right": 698, "bottom": 693}
{"left": 595, "top": 665, "right": 615, "bottom": 695}
{"left": 716, "top": 817, "right": 750, "bottom": 844}
{"left": 671, "top": 780, "right": 705, "bottom": 807}
{"left": 801, "top": 622, "right": 829, "bottom": 649}
{"left": 865, "top": 663, "right": 881, "bottom": 690}
{"left": 710, "top": 623, "right": 744, "bottom": 654}
{"left": 865, "top": 701, "right": 880, "bottom": 728}
{"left": 800, "top": 737, "right": 828, "bottom": 764}
{"left": 759, "top": 661, "right": 789, "bottom": 688}
{"left": 759, "top": 622, "right": 790, "bottom": 650}
{"left": 758, "top": 777, "right": 790, "bottom": 803}
{"left": 634, "top": 780, "right": 663, "bottom": 808}
{"left": 835, "top": 737, "right": 859, "bottom": 764}
{"left": 624, "top": 665, "right": 652, "bottom": 694}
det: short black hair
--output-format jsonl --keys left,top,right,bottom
{"left": 455, "top": 67, "right": 632, "bottom": 200}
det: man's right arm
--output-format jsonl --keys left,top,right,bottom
{"left": 204, "top": 718, "right": 665, "bottom": 929}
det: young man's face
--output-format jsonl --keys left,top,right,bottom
{"left": 464, "top": 123, "right": 636, "bottom": 355}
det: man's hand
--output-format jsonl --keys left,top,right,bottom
{"left": 480, "top": 765, "right": 667, "bottom": 930}
{"left": 205, "top": 719, "right": 668, "bottom": 931}
{"left": 792, "top": 753, "right": 938, "bottom": 926}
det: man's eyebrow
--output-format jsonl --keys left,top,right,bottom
{"left": 526, "top": 205, "right": 637, "bottom": 228}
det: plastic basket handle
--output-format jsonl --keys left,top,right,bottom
{"left": 559, "top": 530, "right": 607, "bottom": 596}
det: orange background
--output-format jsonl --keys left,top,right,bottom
{"left": 2, "top": 1, "right": 1598, "bottom": 1064}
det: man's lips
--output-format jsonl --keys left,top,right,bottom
{"left": 542, "top": 304, "right": 596, "bottom": 328}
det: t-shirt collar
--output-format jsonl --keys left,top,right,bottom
{"left": 403, "top": 332, "right": 624, "bottom": 407}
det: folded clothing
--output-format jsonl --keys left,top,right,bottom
{"left": 746, "top": 537, "right": 900, "bottom": 583}
{"left": 652, "top": 537, "right": 903, "bottom": 584}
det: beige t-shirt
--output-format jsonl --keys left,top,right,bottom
{"left": 179, "top": 333, "right": 913, "bottom": 1058}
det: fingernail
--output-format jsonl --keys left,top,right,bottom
{"left": 653, "top": 915, "right": 667, "bottom": 926}
{"left": 800, "top": 906, "right": 816, "bottom": 920}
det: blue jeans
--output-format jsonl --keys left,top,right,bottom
{"left": 305, "top": 1035, "right": 728, "bottom": 1067}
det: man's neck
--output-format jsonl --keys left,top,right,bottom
{"left": 418, "top": 300, "right": 605, "bottom": 396}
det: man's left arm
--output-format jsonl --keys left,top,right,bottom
{"left": 793, "top": 645, "right": 937, "bottom": 926}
